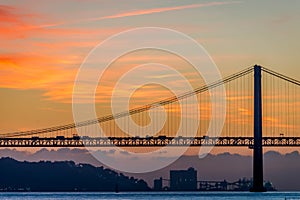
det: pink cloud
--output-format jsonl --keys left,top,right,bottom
{"left": 88, "top": 1, "right": 240, "bottom": 21}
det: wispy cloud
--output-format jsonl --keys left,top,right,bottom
{"left": 88, "top": 1, "right": 240, "bottom": 21}
{"left": 31, "top": 1, "right": 240, "bottom": 28}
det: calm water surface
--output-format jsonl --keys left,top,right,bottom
{"left": 0, "top": 192, "right": 300, "bottom": 200}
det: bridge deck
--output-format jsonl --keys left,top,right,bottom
{"left": 0, "top": 137, "right": 300, "bottom": 147}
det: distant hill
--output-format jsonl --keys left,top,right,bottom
{"left": 0, "top": 157, "right": 149, "bottom": 192}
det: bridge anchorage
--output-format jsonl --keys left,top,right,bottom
{"left": 1, "top": 65, "right": 299, "bottom": 192}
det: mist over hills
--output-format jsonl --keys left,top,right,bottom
{"left": 0, "top": 148, "right": 299, "bottom": 191}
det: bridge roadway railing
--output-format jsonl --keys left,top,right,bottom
{"left": 0, "top": 136, "right": 300, "bottom": 147}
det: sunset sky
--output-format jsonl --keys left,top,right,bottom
{"left": 0, "top": 0, "right": 299, "bottom": 146}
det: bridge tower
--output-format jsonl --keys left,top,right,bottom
{"left": 251, "top": 65, "right": 266, "bottom": 192}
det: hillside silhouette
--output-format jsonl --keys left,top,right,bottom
{"left": 3, "top": 149, "right": 300, "bottom": 190}
{"left": 0, "top": 157, "right": 149, "bottom": 192}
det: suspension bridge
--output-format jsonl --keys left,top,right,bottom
{"left": 0, "top": 65, "right": 299, "bottom": 192}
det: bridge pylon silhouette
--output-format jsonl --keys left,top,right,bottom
{"left": 251, "top": 65, "right": 266, "bottom": 192}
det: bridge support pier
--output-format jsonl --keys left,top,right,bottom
{"left": 250, "top": 65, "right": 266, "bottom": 192}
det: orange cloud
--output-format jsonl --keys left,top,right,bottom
{"left": 1, "top": 3, "right": 229, "bottom": 105}
{"left": 0, "top": 4, "right": 125, "bottom": 40}
{"left": 0, "top": 5, "right": 19, "bottom": 23}
{"left": 0, "top": 53, "right": 77, "bottom": 90}
{"left": 0, "top": 5, "right": 54, "bottom": 39}
{"left": 0, "top": 6, "right": 128, "bottom": 103}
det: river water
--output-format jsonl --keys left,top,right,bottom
{"left": 0, "top": 192, "right": 299, "bottom": 200}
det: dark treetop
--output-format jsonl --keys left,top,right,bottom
{"left": 0, "top": 157, "right": 149, "bottom": 192}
